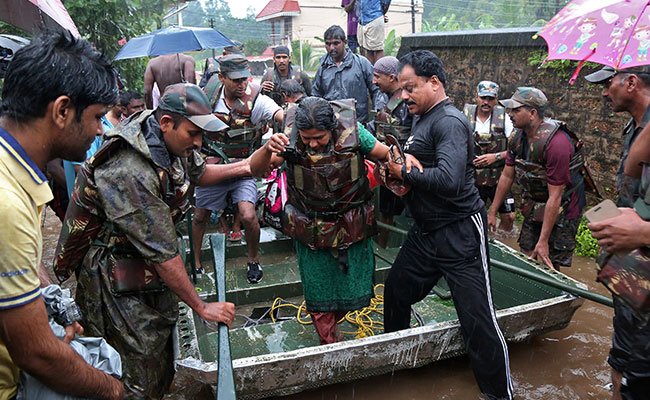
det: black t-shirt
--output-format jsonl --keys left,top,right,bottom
{"left": 402, "top": 99, "right": 484, "bottom": 230}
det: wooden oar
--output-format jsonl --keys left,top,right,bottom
{"left": 375, "top": 221, "right": 613, "bottom": 307}
{"left": 209, "top": 233, "right": 237, "bottom": 399}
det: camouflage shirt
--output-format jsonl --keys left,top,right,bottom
{"left": 55, "top": 110, "right": 206, "bottom": 279}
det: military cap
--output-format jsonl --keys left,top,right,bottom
{"left": 218, "top": 54, "right": 251, "bottom": 80}
{"left": 477, "top": 80, "right": 499, "bottom": 98}
{"left": 585, "top": 65, "right": 650, "bottom": 84}
{"left": 223, "top": 40, "right": 244, "bottom": 55}
{"left": 157, "top": 83, "right": 227, "bottom": 132}
{"left": 499, "top": 87, "right": 548, "bottom": 109}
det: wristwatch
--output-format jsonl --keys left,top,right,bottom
{"left": 494, "top": 152, "right": 502, "bottom": 161}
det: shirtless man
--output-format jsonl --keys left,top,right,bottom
{"left": 144, "top": 53, "right": 196, "bottom": 108}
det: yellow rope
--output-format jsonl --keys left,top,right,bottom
{"left": 268, "top": 284, "right": 385, "bottom": 339}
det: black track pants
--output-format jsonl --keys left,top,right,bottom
{"left": 384, "top": 210, "right": 513, "bottom": 400}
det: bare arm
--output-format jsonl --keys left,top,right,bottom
{"left": 625, "top": 122, "right": 650, "bottom": 178}
{"left": 144, "top": 63, "right": 155, "bottom": 109}
{"left": 488, "top": 165, "right": 515, "bottom": 230}
{"left": 531, "top": 183, "right": 564, "bottom": 268}
{"left": 154, "top": 255, "right": 234, "bottom": 325}
{"left": 0, "top": 298, "right": 124, "bottom": 400}
{"left": 198, "top": 161, "right": 252, "bottom": 186}
{"left": 183, "top": 57, "right": 196, "bottom": 85}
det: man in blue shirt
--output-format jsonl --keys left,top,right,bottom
{"left": 357, "top": 0, "right": 391, "bottom": 64}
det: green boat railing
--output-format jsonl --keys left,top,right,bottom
{"left": 376, "top": 221, "right": 614, "bottom": 308}
{"left": 209, "top": 234, "right": 237, "bottom": 400}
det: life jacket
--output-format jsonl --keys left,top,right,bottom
{"left": 375, "top": 92, "right": 411, "bottom": 144}
{"left": 463, "top": 103, "right": 507, "bottom": 187}
{"left": 202, "top": 79, "right": 266, "bottom": 160}
{"left": 53, "top": 111, "right": 193, "bottom": 282}
{"left": 281, "top": 99, "right": 377, "bottom": 250}
{"left": 508, "top": 119, "right": 585, "bottom": 216}
{"left": 261, "top": 64, "right": 304, "bottom": 105}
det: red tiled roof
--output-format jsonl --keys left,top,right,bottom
{"left": 256, "top": 0, "right": 300, "bottom": 21}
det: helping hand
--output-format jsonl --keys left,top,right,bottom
{"left": 198, "top": 301, "right": 236, "bottom": 328}
{"left": 261, "top": 81, "right": 275, "bottom": 93}
{"left": 487, "top": 212, "right": 497, "bottom": 232}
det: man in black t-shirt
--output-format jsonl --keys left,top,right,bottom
{"left": 384, "top": 50, "right": 513, "bottom": 400}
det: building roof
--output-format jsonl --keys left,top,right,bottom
{"left": 255, "top": 0, "right": 301, "bottom": 22}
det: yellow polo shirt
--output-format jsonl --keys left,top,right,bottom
{"left": 0, "top": 127, "right": 52, "bottom": 400}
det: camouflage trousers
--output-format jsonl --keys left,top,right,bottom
{"left": 518, "top": 215, "right": 580, "bottom": 269}
{"left": 75, "top": 245, "right": 178, "bottom": 399}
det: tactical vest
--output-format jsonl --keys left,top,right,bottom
{"left": 281, "top": 99, "right": 377, "bottom": 250}
{"left": 54, "top": 111, "right": 193, "bottom": 282}
{"left": 509, "top": 119, "right": 585, "bottom": 207}
{"left": 463, "top": 104, "right": 507, "bottom": 187}
{"left": 202, "top": 79, "right": 266, "bottom": 160}
{"left": 375, "top": 92, "right": 411, "bottom": 144}
{"left": 261, "top": 65, "right": 304, "bottom": 105}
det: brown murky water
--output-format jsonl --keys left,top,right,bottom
{"left": 41, "top": 213, "right": 615, "bottom": 400}
{"left": 279, "top": 236, "right": 615, "bottom": 400}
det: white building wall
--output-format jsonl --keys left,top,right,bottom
{"left": 292, "top": 0, "right": 423, "bottom": 48}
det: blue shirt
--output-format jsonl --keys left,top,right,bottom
{"left": 358, "top": 0, "right": 389, "bottom": 25}
{"left": 63, "top": 116, "right": 113, "bottom": 196}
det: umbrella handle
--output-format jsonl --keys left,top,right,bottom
{"left": 569, "top": 49, "right": 595, "bottom": 85}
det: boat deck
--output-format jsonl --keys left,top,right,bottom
{"left": 171, "top": 224, "right": 586, "bottom": 399}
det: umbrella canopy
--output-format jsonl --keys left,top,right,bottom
{"left": 0, "top": 0, "right": 80, "bottom": 37}
{"left": 0, "top": 34, "right": 29, "bottom": 59}
{"left": 114, "top": 25, "right": 235, "bottom": 61}
{"left": 537, "top": 0, "right": 650, "bottom": 72}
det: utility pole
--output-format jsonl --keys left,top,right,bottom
{"left": 210, "top": 17, "right": 216, "bottom": 58}
{"left": 411, "top": 0, "right": 416, "bottom": 33}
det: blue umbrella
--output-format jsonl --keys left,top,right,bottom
{"left": 114, "top": 25, "right": 234, "bottom": 61}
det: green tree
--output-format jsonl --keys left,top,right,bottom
{"left": 64, "top": 0, "right": 163, "bottom": 92}
{"left": 383, "top": 29, "right": 401, "bottom": 57}
{"left": 291, "top": 39, "right": 323, "bottom": 73}
{"left": 244, "top": 39, "right": 269, "bottom": 56}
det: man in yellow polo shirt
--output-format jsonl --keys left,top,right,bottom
{"left": 0, "top": 30, "right": 124, "bottom": 400}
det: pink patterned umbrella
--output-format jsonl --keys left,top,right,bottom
{"left": 0, "top": 0, "right": 80, "bottom": 37}
{"left": 536, "top": 0, "right": 650, "bottom": 83}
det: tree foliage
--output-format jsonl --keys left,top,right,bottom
{"left": 64, "top": 0, "right": 163, "bottom": 92}
{"left": 421, "top": 0, "right": 567, "bottom": 32}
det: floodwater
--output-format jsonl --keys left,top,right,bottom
{"left": 278, "top": 235, "right": 615, "bottom": 400}
{"left": 40, "top": 212, "right": 615, "bottom": 400}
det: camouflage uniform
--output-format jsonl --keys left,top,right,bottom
{"left": 374, "top": 91, "right": 412, "bottom": 216}
{"left": 53, "top": 84, "right": 221, "bottom": 399}
{"left": 281, "top": 99, "right": 378, "bottom": 313}
{"left": 463, "top": 103, "right": 507, "bottom": 187}
{"left": 260, "top": 64, "right": 312, "bottom": 106}
{"left": 502, "top": 87, "right": 586, "bottom": 268}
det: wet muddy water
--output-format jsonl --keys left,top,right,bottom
{"left": 41, "top": 213, "right": 615, "bottom": 399}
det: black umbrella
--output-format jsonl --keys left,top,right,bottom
{"left": 114, "top": 25, "right": 234, "bottom": 61}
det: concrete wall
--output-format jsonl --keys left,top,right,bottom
{"left": 398, "top": 27, "right": 629, "bottom": 196}
{"left": 293, "top": 0, "right": 422, "bottom": 48}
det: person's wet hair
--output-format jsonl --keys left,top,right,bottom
{"left": 398, "top": 50, "right": 447, "bottom": 87}
{"left": 280, "top": 79, "right": 305, "bottom": 97}
{"left": 0, "top": 29, "right": 117, "bottom": 123}
{"left": 295, "top": 97, "right": 338, "bottom": 132}
{"left": 119, "top": 90, "right": 143, "bottom": 107}
{"left": 324, "top": 25, "right": 346, "bottom": 42}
